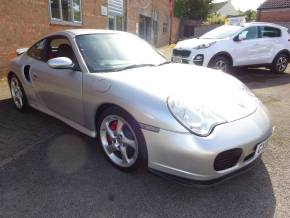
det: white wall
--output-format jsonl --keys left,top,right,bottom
{"left": 218, "top": 2, "right": 238, "bottom": 16}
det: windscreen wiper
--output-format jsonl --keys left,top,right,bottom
{"left": 158, "top": 61, "right": 171, "bottom": 66}
{"left": 113, "top": 64, "right": 156, "bottom": 72}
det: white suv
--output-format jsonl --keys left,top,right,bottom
{"left": 172, "top": 22, "right": 290, "bottom": 73}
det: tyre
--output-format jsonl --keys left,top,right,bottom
{"left": 9, "top": 75, "right": 29, "bottom": 112}
{"left": 209, "top": 56, "right": 232, "bottom": 73}
{"left": 96, "top": 106, "right": 148, "bottom": 171}
{"left": 271, "top": 53, "right": 289, "bottom": 73}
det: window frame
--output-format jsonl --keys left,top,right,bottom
{"left": 49, "top": 0, "right": 83, "bottom": 26}
{"left": 163, "top": 16, "right": 169, "bottom": 33}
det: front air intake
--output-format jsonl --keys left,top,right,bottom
{"left": 214, "top": 148, "right": 242, "bottom": 171}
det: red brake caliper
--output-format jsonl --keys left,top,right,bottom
{"left": 107, "top": 120, "right": 118, "bottom": 144}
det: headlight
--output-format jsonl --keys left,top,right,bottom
{"left": 167, "top": 96, "right": 226, "bottom": 137}
{"left": 195, "top": 41, "right": 216, "bottom": 50}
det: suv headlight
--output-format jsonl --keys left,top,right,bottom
{"left": 195, "top": 41, "right": 216, "bottom": 49}
{"left": 167, "top": 96, "right": 226, "bottom": 137}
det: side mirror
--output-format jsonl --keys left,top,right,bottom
{"left": 238, "top": 34, "right": 247, "bottom": 41}
{"left": 47, "top": 57, "right": 74, "bottom": 69}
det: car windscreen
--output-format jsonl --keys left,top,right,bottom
{"left": 76, "top": 33, "right": 167, "bottom": 72}
{"left": 201, "top": 25, "right": 243, "bottom": 39}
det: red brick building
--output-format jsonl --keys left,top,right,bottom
{"left": 0, "top": 0, "right": 180, "bottom": 77}
{"left": 257, "top": 0, "right": 290, "bottom": 22}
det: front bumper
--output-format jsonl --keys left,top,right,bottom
{"left": 172, "top": 48, "right": 212, "bottom": 67}
{"left": 142, "top": 104, "right": 272, "bottom": 182}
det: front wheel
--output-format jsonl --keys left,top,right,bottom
{"left": 96, "top": 107, "right": 148, "bottom": 171}
{"left": 209, "top": 56, "right": 232, "bottom": 73}
{"left": 271, "top": 53, "right": 289, "bottom": 73}
{"left": 9, "top": 75, "right": 28, "bottom": 111}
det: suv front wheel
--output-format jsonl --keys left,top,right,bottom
{"left": 271, "top": 53, "right": 289, "bottom": 73}
{"left": 209, "top": 56, "right": 232, "bottom": 73}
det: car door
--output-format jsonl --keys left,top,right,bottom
{"left": 30, "top": 36, "right": 84, "bottom": 125}
{"left": 233, "top": 26, "right": 266, "bottom": 66}
{"left": 24, "top": 39, "right": 47, "bottom": 106}
{"left": 258, "top": 26, "right": 283, "bottom": 64}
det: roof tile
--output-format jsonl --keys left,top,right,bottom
{"left": 258, "top": 0, "right": 290, "bottom": 10}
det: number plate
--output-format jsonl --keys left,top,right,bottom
{"left": 172, "top": 56, "right": 183, "bottom": 63}
{"left": 255, "top": 139, "right": 269, "bottom": 156}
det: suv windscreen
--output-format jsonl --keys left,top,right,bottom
{"left": 201, "top": 25, "right": 243, "bottom": 39}
{"left": 76, "top": 33, "right": 166, "bottom": 72}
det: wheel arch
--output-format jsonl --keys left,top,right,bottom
{"left": 208, "top": 52, "right": 234, "bottom": 67}
{"left": 7, "top": 71, "right": 16, "bottom": 83}
{"left": 94, "top": 103, "right": 140, "bottom": 129}
{"left": 272, "top": 49, "right": 290, "bottom": 63}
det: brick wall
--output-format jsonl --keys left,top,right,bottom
{"left": 0, "top": 0, "right": 108, "bottom": 77}
{"left": 257, "top": 8, "right": 290, "bottom": 22}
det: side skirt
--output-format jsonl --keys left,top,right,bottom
{"left": 29, "top": 103, "right": 96, "bottom": 138}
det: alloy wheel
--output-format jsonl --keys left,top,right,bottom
{"left": 100, "top": 115, "right": 139, "bottom": 168}
{"left": 276, "top": 56, "right": 288, "bottom": 72}
{"left": 214, "top": 59, "right": 227, "bottom": 72}
{"left": 10, "top": 77, "right": 24, "bottom": 109}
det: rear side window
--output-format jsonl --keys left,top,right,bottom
{"left": 27, "top": 39, "right": 47, "bottom": 61}
{"left": 261, "top": 26, "right": 281, "bottom": 38}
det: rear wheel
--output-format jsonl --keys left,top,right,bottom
{"left": 96, "top": 107, "right": 148, "bottom": 171}
{"left": 271, "top": 53, "right": 289, "bottom": 73}
{"left": 9, "top": 75, "right": 28, "bottom": 111}
{"left": 209, "top": 56, "right": 232, "bottom": 73}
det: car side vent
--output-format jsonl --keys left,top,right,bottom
{"left": 214, "top": 148, "right": 242, "bottom": 171}
{"left": 24, "top": 65, "right": 31, "bottom": 83}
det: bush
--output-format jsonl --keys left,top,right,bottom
{"left": 204, "top": 13, "right": 227, "bottom": 25}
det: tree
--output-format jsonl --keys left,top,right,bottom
{"left": 244, "top": 10, "right": 257, "bottom": 22}
{"left": 174, "top": 0, "right": 213, "bottom": 20}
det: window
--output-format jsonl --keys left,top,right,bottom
{"left": 239, "top": 27, "right": 259, "bottom": 40}
{"left": 47, "top": 37, "right": 77, "bottom": 63}
{"left": 108, "top": 16, "right": 123, "bottom": 30}
{"left": 108, "top": 0, "right": 124, "bottom": 30}
{"left": 261, "top": 26, "right": 281, "bottom": 38}
{"left": 163, "top": 16, "right": 169, "bottom": 33}
{"left": 27, "top": 39, "right": 47, "bottom": 61}
{"left": 49, "top": 0, "right": 82, "bottom": 24}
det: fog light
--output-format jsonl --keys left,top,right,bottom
{"left": 193, "top": 54, "right": 204, "bottom": 66}
{"left": 194, "top": 55, "right": 203, "bottom": 60}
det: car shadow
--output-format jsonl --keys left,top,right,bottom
{"left": 230, "top": 67, "right": 290, "bottom": 90}
{"left": 0, "top": 98, "right": 276, "bottom": 217}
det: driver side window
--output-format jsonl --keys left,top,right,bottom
{"left": 47, "top": 37, "right": 77, "bottom": 63}
{"left": 239, "top": 27, "right": 259, "bottom": 40}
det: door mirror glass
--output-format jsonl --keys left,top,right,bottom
{"left": 47, "top": 57, "right": 74, "bottom": 69}
{"left": 238, "top": 33, "right": 247, "bottom": 41}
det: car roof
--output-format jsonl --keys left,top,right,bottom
{"left": 49, "top": 29, "right": 126, "bottom": 38}
{"left": 243, "top": 22, "right": 287, "bottom": 30}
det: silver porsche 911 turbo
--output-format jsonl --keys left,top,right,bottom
{"left": 8, "top": 29, "right": 272, "bottom": 184}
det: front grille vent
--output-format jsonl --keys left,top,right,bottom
{"left": 173, "top": 49, "right": 191, "bottom": 58}
{"left": 214, "top": 148, "right": 242, "bottom": 171}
